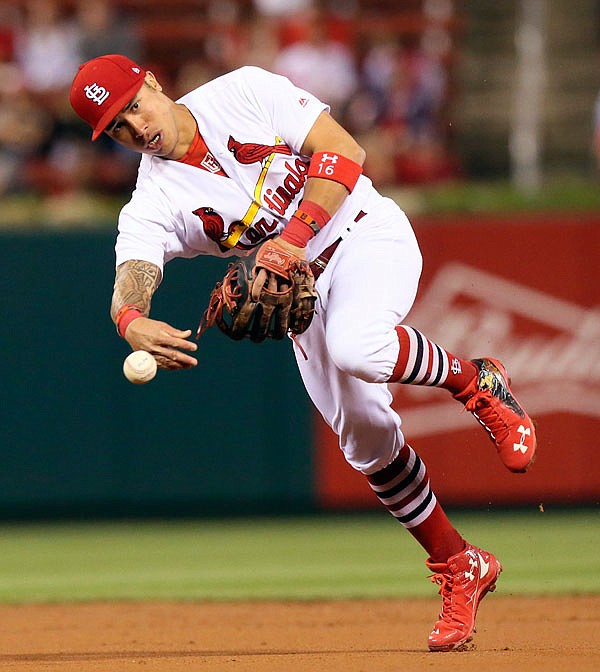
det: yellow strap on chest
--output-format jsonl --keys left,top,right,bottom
{"left": 219, "top": 137, "right": 284, "bottom": 249}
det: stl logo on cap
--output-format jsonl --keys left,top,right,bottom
{"left": 69, "top": 54, "right": 146, "bottom": 141}
{"left": 84, "top": 83, "right": 110, "bottom": 106}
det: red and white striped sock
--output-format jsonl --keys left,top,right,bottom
{"left": 367, "top": 445, "right": 464, "bottom": 562}
{"left": 390, "top": 325, "right": 477, "bottom": 395}
{"left": 366, "top": 443, "right": 436, "bottom": 529}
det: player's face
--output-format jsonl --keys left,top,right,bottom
{"left": 104, "top": 73, "right": 191, "bottom": 159}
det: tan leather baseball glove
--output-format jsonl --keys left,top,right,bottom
{"left": 197, "top": 241, "right": 317, "bottom": 343}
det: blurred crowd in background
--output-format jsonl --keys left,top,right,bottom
{"left": 0, "top": 0, "right": 462, "bottom": 204}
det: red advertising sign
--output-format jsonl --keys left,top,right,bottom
{"left": 316, "top": 213, "right": 600, "bottom": 507}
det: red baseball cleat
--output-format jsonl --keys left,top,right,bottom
{"left": 454, "top": 357, "right": 537, "bottom": 473}
{"left": 426, "top": 544, "right": 502, "bottom": 652}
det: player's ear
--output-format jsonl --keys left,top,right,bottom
{"left": 145, "top": 71, "right": 162, "bottom": 92}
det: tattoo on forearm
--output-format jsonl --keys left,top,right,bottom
{"left": 110, "top": 260, "right": 162, "bottom": 322}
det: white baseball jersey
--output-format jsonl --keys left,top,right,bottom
{"left": 116, "top": 65, "right": 424, "bottom": 477}
{"left": 116, "top": 66, "right": 374, "bottom": 271}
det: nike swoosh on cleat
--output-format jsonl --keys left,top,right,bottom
{"left": 478, "top": 553, "right": 490, "bottom": 578}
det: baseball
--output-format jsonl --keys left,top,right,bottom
{"left": 123, "top": 350, "right": 157, "bottom": 384}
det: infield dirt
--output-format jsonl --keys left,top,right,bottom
{"left": 0, "top": 595, "right": 597, "bottom": 671}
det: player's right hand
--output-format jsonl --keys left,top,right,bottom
{"left": 123, "top": 317, "right": 198, "bottom": 370}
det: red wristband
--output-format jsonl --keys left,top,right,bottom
{"left": 115, "top": 303, "right": 143, "bottom": 338}
{"left": 307, "top": 151, "right": 362, "bottom": 192}
{"left": 280, "top": 200, "right": 331, "bottom": 248}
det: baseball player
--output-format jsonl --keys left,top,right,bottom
{"left": 70, "top": 54, "right": 537, "bottom": 652}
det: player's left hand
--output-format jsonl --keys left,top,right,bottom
{"left": 196, "top": 238, "right": 317, "bottom": 343}
{"left": 251, "top": 237, "right": 306, "bottom": 301}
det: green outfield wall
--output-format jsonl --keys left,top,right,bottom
{"left": 0, "top": 231, "right": 314, "bottom": 519}
{"left": 2, "top": 213, "right": 599, "bottom": 520}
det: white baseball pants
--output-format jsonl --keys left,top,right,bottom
{"left": 293, "top": 192, "right": 423, "bottom": 475}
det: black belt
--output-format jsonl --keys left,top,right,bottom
{"left": 309, "top": 210, "right": 367, "bottom": 280}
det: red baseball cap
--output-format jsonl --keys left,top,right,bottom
{"left": 70, "top": 54, "right": 146, "bottom": 140}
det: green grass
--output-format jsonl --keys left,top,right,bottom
{"left": 0, "top": 510, "right": 597, "bottom": 604}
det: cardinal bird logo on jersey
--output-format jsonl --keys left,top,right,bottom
{"left": 193, "top": 207, "right": 225, "bottom": 241}
{"left": 227, "top": 135, "right": 292, "bottom": 165}
{"left": 193, "top": 207, "right": 241, "bottom": 250}
{"left": 193, "top": 206, "right": 277, "bottom": 252}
